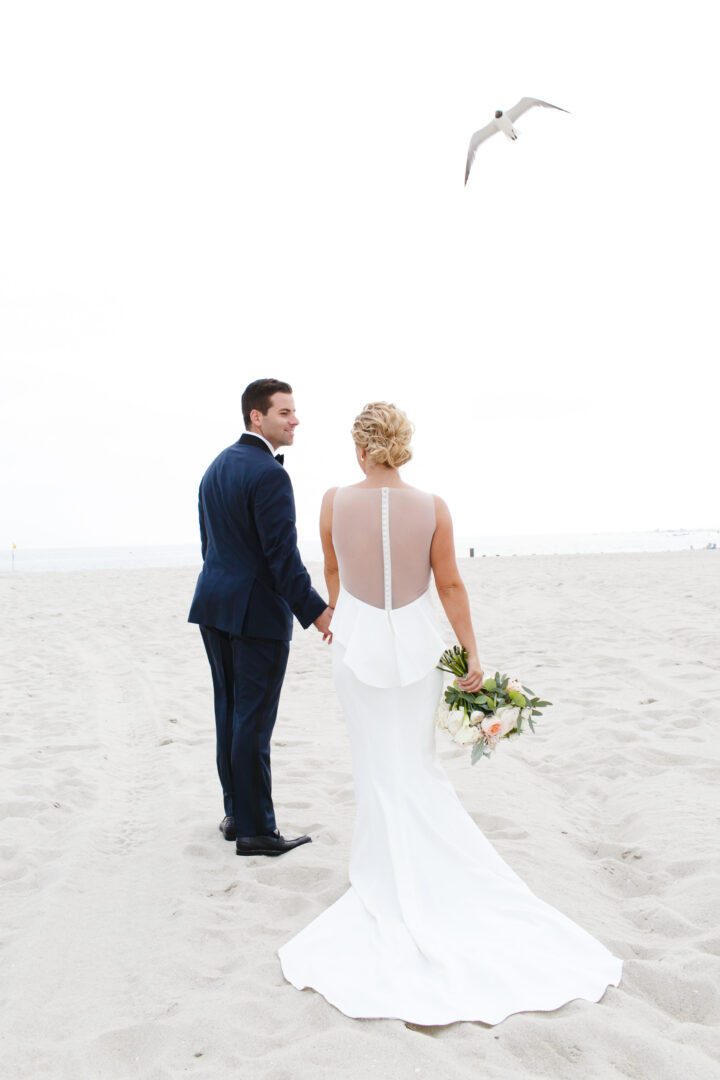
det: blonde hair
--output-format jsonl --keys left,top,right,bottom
{"left": 351, "top": 402, "right": 414, "bottom": 469}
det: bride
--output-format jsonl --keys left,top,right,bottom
{"left": 279, "top": 402, "right": 622, "bottom": 1025}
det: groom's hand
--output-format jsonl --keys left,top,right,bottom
{"left": 313, "top": 606, "right": 334, "bottom": 642}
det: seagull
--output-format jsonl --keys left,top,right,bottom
{"left": 465, "top": 97, "right": 569, "bottom": 185}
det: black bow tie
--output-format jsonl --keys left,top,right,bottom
{"left": 275, "top": 454, "right": 284, "bottom": 467}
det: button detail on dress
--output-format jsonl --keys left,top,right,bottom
{"left": 381, "top": 487, "right": 392, "bottom": 611}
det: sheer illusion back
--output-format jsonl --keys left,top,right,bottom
{"left": 328, "top": 486, "right": 446, "bottom": 689}
{"left": 332, "top": 486, "right": 436, "bottom": 610}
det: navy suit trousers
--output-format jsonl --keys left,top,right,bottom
{"left": 200, "top": 626, "right": 289, "bottom": 837}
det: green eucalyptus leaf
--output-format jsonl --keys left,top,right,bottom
{"left": 471, "top": 742, "right": 486, "bottom": 766}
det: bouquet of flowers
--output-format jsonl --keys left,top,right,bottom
{"left": 436, "top": 646, "right": 551, "bottom": 765}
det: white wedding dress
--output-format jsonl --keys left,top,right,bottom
{"left": 279, "top": 486, "right": 622, "bottom": 1025}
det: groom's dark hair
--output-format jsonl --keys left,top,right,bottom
{"left": 242, "top": 378, "right": 293, "bottom": 428}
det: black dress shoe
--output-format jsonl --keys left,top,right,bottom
{"left": 235, "top": 831, "right": 312, "bottom": 857}
{"left": 219, "top": 816, "right": 236, "bottom": 841}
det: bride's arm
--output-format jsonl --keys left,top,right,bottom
{"left": 430, "top": 496, "right": 484, "bottom": 691}
{"left": 319, "top": 487, "right": 340, "bottom": 608}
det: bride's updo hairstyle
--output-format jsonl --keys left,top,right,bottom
{"left": 351, "top": 402, "right": 414, "bottom": 469}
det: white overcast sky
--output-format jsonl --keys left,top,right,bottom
{"left": 1, "top": 0, "right": 718, "bottom": 549}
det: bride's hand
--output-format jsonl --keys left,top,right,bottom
{"left": 313, "top": 606, "right": 334, "bottom": 643}
{"left": 457, "top": 653, "right": 484, "bottom": 692}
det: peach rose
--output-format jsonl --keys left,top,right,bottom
{"left": 481, "top": 706, "right": 520, "bottom": 739}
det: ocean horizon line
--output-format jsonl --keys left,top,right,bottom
{"left": 6, "top": 525, "right": 719, "bottom": 553}
{"left": 3, "top": 527, "right": 719, "bottom": 573}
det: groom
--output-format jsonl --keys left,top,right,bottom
{"left": 188, "top": 379, "right": 332, "bottom": 856}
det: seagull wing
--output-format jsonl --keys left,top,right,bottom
{"left": 505, "top": 97, "right": 570, "bottom": 123}
{"left": 465, "top": 121, "right": 497, "bottom": 185}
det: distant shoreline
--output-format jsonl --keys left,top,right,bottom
{"left": 3, "top": 529, "right": 719, "bottom": 574}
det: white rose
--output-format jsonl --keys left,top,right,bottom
{"left": 481, "top": 706, "right": 520, "bottom": 739}
{"left": 446, "top": 708, "right": 464, "bottom": 736}
{"left": 454, "top": 718, "right": 481, "bottom": 745}
{"left": 507, "top": 678, "right": 524, "bottom": 694}
{"left": 435, "top": 699, "right": 452, "bottom": 730}
{"left": 520, "top": 707, "right": 533, "bottom": 723}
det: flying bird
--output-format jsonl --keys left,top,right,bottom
{"left": 465, "top": 97, "right": 569, "bottom": 185}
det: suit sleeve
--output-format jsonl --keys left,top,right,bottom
{"left": 252, "top": 467, "right": 327, "bottom": 628}
{"left": 198, "top": 485, "right": 208, "bottom": 561}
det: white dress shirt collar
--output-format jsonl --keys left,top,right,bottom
{"left": 246, "top": 430, "right": 281, "bottom": 458}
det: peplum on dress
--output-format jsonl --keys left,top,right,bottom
{"left": 278, "top": 485, "right": 622, "bottom": 1025}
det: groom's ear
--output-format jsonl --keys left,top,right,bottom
{"left": 249, "top": 409, "right": 263, "bottom": 431}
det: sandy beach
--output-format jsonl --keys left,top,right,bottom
{"left": 1, "top": 551, "right": 719, "bottom": 1080}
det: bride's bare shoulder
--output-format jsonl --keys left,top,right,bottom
{"left": 431, "top": 494, "right": 452, "bottom": 521}
{"left": 393, "top": 485, "right": 447, "bottom": 515}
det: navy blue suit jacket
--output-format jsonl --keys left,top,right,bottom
{"left": 188, "top": 434, "right": 326, "bottom": 640}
